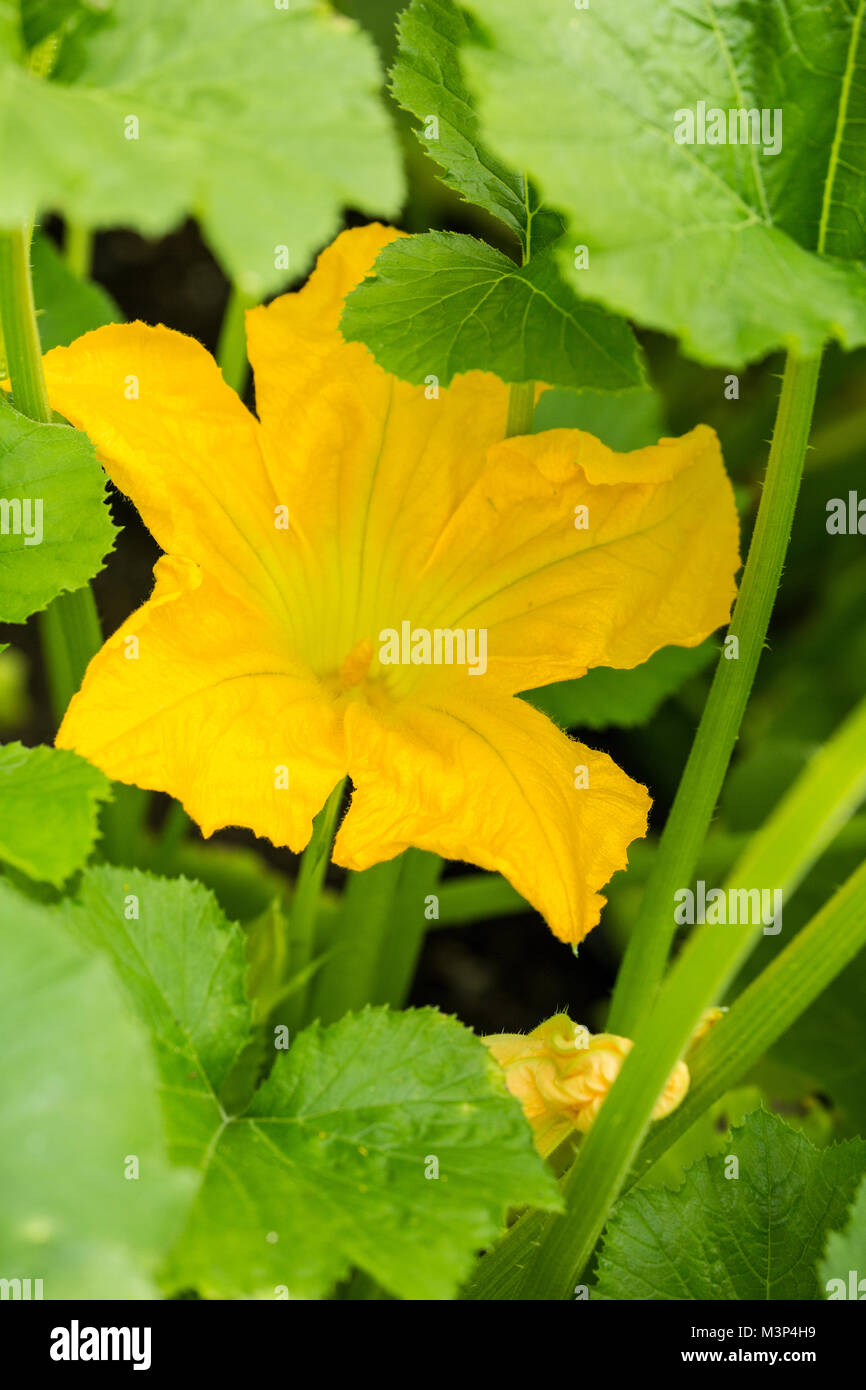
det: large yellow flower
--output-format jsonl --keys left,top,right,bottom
{"left": 46, "top": 224, "right": 739, "bottom": 944}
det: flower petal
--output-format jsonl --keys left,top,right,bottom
{"left": 416, "top": 424, "right": 740, "bottom": 693}
{"left": 245, "top": 225, "right": 512, "bottom": 672}
{"left": 41, "top": 323, "right": 291, "bottom": 621}
{"left": 334, "top": 690, "right": 649, "bottom": 944}
{"left": 57, "top": 555, "right": 345, "bottom": 851}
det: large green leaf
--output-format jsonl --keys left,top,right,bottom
{"left": 166, "top": 1007, "right": 560, "bottom": 1300}
{"left": 0, "top": 880, "right": 194, "bottom": 1299}
{"left": 0, "top": 0, "right": 403, "bottom": 294}
{"left": 341, "top": 230, "right": 642, "bottom": 389}
{"left": 593, "top": 1109, "right": 866, "bottom": 1300}
{"left": 0, "top": 393, "right": 116, "bottom": 622}
{"left": 63, "top": 866, "right": 558, "bottom": 1299}
{"left": 526, "top": 641, "right": 715, "bottom": 731}
{"left": 0, "top": 741, "right": 110, "bottom": 884}
{"left": 462, "top": 0, "right": 866, "bottom": 364}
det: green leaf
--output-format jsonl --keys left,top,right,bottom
{"left": 391, "top": 0, "right": 560, "bottom": 255}
{"left": 0, "top": 0, "right": 403, "bottom": 295}
{"left": 342, "top": 230, "right": 642, "bottom": 389}
{"left": 462, "top": 0, "right": 866, "bottom": 364}
{"left": 0, "top": 879, "right": 194, "bottom": 1298}
{"left": 0, "top": 741, "right": 110, "bottom": 884}
{"left": 526, "top": 641, "right": 715, "bottom": 731}
{"left": 61, "top": 866, "right": 557, "bottom": 1299}
{"left": 31, "top": 231, "right": 121, "bottom": 350}
{"left": 820, "top": 1173, "right": 866, "bottom": 1298}
{"left": 0, "top": 393, "right": 116, "bottom": 622}
{"left": 63, "top": 866, "right": 253, "bottom": 1166}
{"left": 594, "top": 1110, "right": 866, "bottom": 1300}
{"left": 166, "top": 1007, "right": 560, "bottom": 1300}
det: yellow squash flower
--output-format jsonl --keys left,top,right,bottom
{"left": 484, "top": 1014, "right": 690, "bottom": 1156}
{"left": 44, "top": 224, "right": 739, "bottom": 944}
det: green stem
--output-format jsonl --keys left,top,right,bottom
{"left": 65, "top": 222, "right": 93, "bottom": 280}
{"left": 285, "top": 779, "right": 346, "bottom": 1031}
{"left": 0, "top": 227, "right": 105, "bottom": 724}
{"left": 609, "top": 350, "right": 823, "bottom": 1036}
{"left": 505, "top": 379, "right": 535, "bottom": 437}
{"left": 372, "top": 849, "right": 442, "bottom": 1006}
{"left": 39, "top": 587, "right": 103, "bottom": 726}
{"left": 308, "top": 856, "right": 404, "bottom": 1025}
{"left": 0, "top": 227, "right": 52, "bottom": 421}
{"left": 216, "top": 284, "right": 255, "bottom": 396}
{"left": 634, "top": 858, "right": 866, "bottom": 1188}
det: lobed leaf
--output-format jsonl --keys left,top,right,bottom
{"left": 594, "top": 1109, "right": 866, "bottom": 1300}
{"left": 62, "top": 866, "right": 559, "bottom": 1300}
{"left": 165, "top": 1006, "right": 561, "bottom": 1300}
{"left": 342, "top": 229, "right": 642, "bottom": 389}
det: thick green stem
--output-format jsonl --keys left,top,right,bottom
{"left": 372, "top": 849, "right": 442, "bottom": 1006}
{"left": 39, "top": 586, "right": 103, "bottom": 726}
{"left": 609, "top": 350, "right": 823, "bottom": 1036}
{"left": 216, "top": 284, "right": 255, "bottom": 396}
{"left": 0, "top": 228, "right": 51, "bottom": 422}
{"left": 285, "top": 779, "right": 346, "bottom": 1031}
{"left": 308, "top": 856, "right": 405, "bottom": 1025}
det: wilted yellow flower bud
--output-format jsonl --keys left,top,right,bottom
{"left": 483, "top": 1013, "right": 690, "bottom": 1158}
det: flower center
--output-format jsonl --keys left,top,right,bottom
{"left": 338, "top": 636, "right": 375, "bottom": 691}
